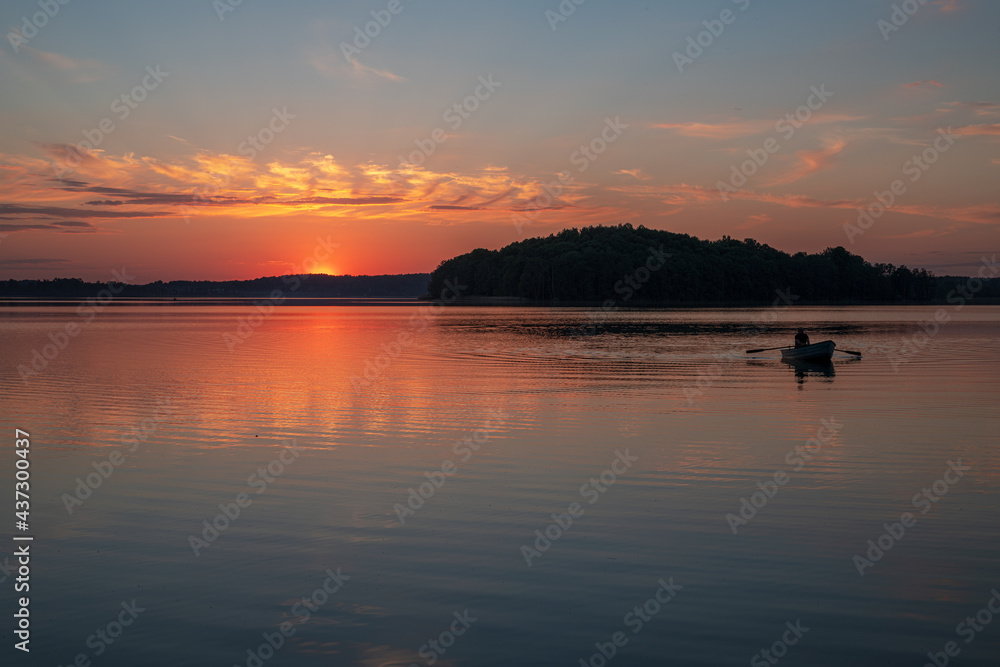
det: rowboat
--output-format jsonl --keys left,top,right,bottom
{"left": 780, "top": 340, "right": 836, "bottom": 362}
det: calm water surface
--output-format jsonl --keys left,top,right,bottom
{"left": 1, "top": 305, "right": 998, "bottom": 666}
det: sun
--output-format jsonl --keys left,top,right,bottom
{"left": 311, "top": 264, "right": 337, "bottom": 275}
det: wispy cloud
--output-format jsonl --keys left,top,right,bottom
{"left": 0, "top": 202, "right": 167, "bottom": 219}
{"left": 890, "top": 100, "right": 1000, "bottom": 125}
{"left": 348, "top": 58, "right": 405, "bottom": 82}
{"left": 652, "top": 119, "right": 775, "bottom": 139}
{"left": 931, "top": 0, "right": 961, "bottom": 13}
{"left": 0, "top": 220, "right": 99, "bottom": 234}
{"left": 653, "top": 114, "right": 863, "bottom": 140}
{"left": 615, "top": 168, "right": 651, "bottom": 181}
{"left": 904, "top": 80, "right": 943, "bottom": 89}
{"left": 0, "top": 258, "right": 72, "bottom": 265}
{"left": 19, "top": 46, "right": 113, "bottom": 83}
{"left": 954, "top": 124, "right": 1000, "bottom": 136}
{"left": 763, "top": 137, "right": 847, "bottom": 186}
{"left": 308, "top": 48, "right": 404, "bottom": 82}
{"left": 944, "top": 101, "right": 1000, "bottom": 118}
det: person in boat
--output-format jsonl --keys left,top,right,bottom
{"left": 794, "top": 328, "right": 810, "bottom": 348}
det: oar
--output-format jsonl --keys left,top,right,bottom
{"left": 839, "top": 349, "right": 863, "bottom": 357}
{"left": 745, "top": 345, "right": 792, "bottom": 354}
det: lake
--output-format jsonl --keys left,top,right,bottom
{"left": 1, "top": 304, "right": 998, "bottom": 666}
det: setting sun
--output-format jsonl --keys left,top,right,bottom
{"left": 311, "top": 265, "right": 337, "bottom": 276}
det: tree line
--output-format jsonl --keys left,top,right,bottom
{"left": 0, "top": 273, "right": 431, "bottom": 298}
{"left": 427, "top": 224, "right": 999, "bottom": 303}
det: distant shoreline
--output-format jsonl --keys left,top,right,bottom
{"left": 429, "top": 296, "right": 1000, "bottom": 307}
{"left": 0, "top": 297, "right": 419, "bottom": 307}
{"left": 2, "top": 297, "right": 997, "bottom": 307}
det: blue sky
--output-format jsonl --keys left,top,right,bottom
{"left": 1, "top": 0, "right": 997, "bottom": 279}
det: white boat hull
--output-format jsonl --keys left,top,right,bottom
{"left": 780, "top": 340, "right": 836, "bottom": 362}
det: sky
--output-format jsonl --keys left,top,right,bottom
{"left": 0, "top": 0, "right": 998, "bottom": 281}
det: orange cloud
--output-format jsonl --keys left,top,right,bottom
{"left": 652, "top": 119, "right": 775, "bottom": 139}
{"left": 653, "top": 114, "right": 863, "bottom": 140}
{"left": 953, "top": 124, "right": 1000, "bottom": 136}
{"left": 942, "top": 101, "right": 1000, "bottom": 118}
{"left": 0, "top": 146, "right": 608, "bottom": 234}
{"left": 931, "top": 0, "right": 960, "bottom": 12}
{"left": 615, "top": 168, "right": 650, "bottom": 181}
{"left": 764, "top": 137, "right": 847, "bottom": 186}
{"left": 904, "top": 80, "right": 943, "bottom": 88}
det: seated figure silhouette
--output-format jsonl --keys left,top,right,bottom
{"left": 794, "top": 328, "right": 810, "bottom": 348}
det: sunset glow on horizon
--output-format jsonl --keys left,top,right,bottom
{"left": 1, "top": 0, "right": 998, "bottom": 281}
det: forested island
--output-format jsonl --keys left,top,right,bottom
{"left": 428, "top": 224, "right": 999, "bottom": 304}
